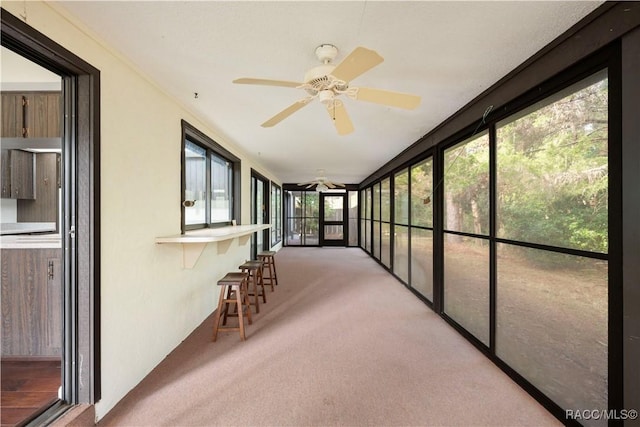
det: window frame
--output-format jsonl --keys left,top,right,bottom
{"left": 271, "top": 182, "right": 282, "bottom": 246}
{"left": 181, "top": 120, "right": 240, "bottom": 233}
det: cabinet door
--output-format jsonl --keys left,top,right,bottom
{"left": 24, "top": 92, "right": 62, "bottom": 138}
{"left": 1, "top": 149, "right": 11, "bottom": 198}
{"left": 1, "top": 93, "right": 24, "bottom": 138}
{"left": 10, "top": 150, "right": 35, "bottom": 200}
{"left": 18, "top": 153, "right": 59, "bottom": 224}
{"left": 1, "top": 248, "right": 62, "bottom": 357}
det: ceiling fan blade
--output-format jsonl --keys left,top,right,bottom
{"left": 261, "top": 98, "right": 312, "bottom": 128}
{"left": 233, "top": 78, "right": 302, "bottom": 88}
{"left": 331, "top": 47, "right": 384, "bottom": 83}
{"left": 354, "top": 87, "right": 421, "bottom": 110}
{"left": 305, "top": 184, "right": 315, "bottom": 189}
{"left": 327, "top": 100, "right": 354, "bottom": 135}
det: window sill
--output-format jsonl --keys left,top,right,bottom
{"left": 156, "top": 224, "right": 271, "bottom": 268}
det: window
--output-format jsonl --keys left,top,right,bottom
{"left": 495, "top": 71, "right": 608, "bottom": 418}
{"left": 410, "top": 157, "right": 434, "bottom": 301}
{"left": 393, "top": 169, "right": 409, "bottom": 283}
{"left": 285, "top": 191, "right": 319, "bottom": 246}
{"left": 443, "top": 132, "right": 490, "bottom": 346}
{"left": 347, "top": 191, "right": 358, "bottom": 246}
{"left": 181, "top": 120, "right": 240, "bottom": 231}
{"left": 271, "top": 183, "right": 282, "bottom": 246}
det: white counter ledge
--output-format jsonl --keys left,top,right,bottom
{"left": 1, "top": 234, "right": 62, "bottom": 249}
{"left": 155, "top": 224, "right": 271, "bottom": 268}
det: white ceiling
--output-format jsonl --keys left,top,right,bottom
{"left": 54, "top": 1, "right": 603, "bottom": 185}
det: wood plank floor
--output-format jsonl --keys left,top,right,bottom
{"left": 1, "top": 360, "right": 61, "bottom": 427}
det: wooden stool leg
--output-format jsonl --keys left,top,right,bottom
{"left": 264, "top": 260, "right": 275, "bottom": 292}
{"left": 258, "top": 266, "right": 267, "bottom": 303}
{"left": 212, "top": 284, "right": 227, "bottom": 342}
{"left": 271, "top": 257, "right": 278, "bottom": 286}
{"left": 234, "top": 284, "right": 246, "bottom": 340}
{"left": 251, "top": 270, "right": 260, "bottom": 314}
{"left": 242, "top": 278, "right": 253, "bottom": 325}
{"left": 222, "top": 285, "right": 233, "bottom": 325}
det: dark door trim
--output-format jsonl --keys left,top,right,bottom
{"left": 250, "top": 169, "right": 270, "bottom": 258}
{"left": 1, "top": 7, "right": 101, "bottom": 410}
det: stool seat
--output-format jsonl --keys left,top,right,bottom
{"left": 239, "top": 260, "right": 267, "bottom": 313}
{"left": 212, "top": 272, "right": 252, "bottom": 341}
{"left": 257, "top": 251, "right": 278, "bottom": 291}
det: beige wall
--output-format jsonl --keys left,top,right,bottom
{"left": 1, "top": 1, "right": 281, "bottom": 421}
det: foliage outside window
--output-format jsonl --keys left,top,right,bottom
{"left": 411, "top": 158, "right": 433, "bottom": 228}
{"left": 443, "top": 132, "right": 490, "bottom": 235}
{"left": 182, "top": 121, "right": 239, "bottom": 232}
{"left": 496, "top": 71, "right": 608, "bottom": 254}
{"left": 285, "top": 191, "right": 319, "bottom": 246}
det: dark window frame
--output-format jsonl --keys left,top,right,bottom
{"left": 271, "top": 182, "right": 282, "bottom": 246}
{"left": 181, "top": 120, "right": 240, "bottom": 232}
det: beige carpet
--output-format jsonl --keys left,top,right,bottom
{"left": 97, "top": 247, "right": 561, "bottom": 427}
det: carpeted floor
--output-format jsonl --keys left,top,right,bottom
{"left": 97, "top": 247, "right": 561, "bottom": 426}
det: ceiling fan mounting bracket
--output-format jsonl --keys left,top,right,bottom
{"left": 315, "top": 44, "right": 338, "bottom": 64}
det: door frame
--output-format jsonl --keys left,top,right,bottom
{"left": 250, "top": 169, "right": 270, "bottom": 258}
{"left": 1, "top": 6, "right": 101, "bottom": 415}
{"left": 320, "top": 192, "right": 347, "bottom": 246}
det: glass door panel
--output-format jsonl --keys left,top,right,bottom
{"left": 321, "top": 193, "right": 346, "bottom": 246}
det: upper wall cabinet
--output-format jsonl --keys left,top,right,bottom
{"left": 1, "top": 91, "right": 61, "bottom": 138}
{"left": 1, "top": 149, "right": 35, "bottom": 200}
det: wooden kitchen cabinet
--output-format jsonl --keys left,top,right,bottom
{"left": 1, "top": 91, "right": 61, "bottom": 138}
{"left": 18, "top": 153, "right": 60, "bottom": 225}
{"left": 1, "top": 248, "right": 63, "bottom": 357}
{"left": 1, "top": 149, "right": 35, "bottom": 199}
{"left": 1, "top": 149, "right": 10, "bottom": 198}
{"left": 1, "top": 92, "right": 23, "bottom": 137}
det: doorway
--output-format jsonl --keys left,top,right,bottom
{"left": 250, "top": 170, "right": 269, "bottom": 258}
{"left": 320, "top": 193, "right": 346, "bottom": 246}
{"left": 1, "top": 8, "right": 100, "bottom": 425}
{"left": 0, "top": 45, "right": 65, "bottom": 427}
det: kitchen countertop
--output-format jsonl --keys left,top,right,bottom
{"left": 1, "top": 222, "right": 57, "bottom": 235}
{"left": 0, "top": 233, "right": 62, "bottom": 249}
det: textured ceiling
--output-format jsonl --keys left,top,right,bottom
{"left": 53, "top": 1, "right": 603, "bottom": 185}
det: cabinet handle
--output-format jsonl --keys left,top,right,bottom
{"left": 22, "top": 96, "right": 29, "bottom": 138}
{"left": 48, "top": 260, "right": 54, "bottom": 280}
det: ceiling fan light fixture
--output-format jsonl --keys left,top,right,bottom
{"left": 318, "top": 89, "right": 335, "bottom": 105}
{"left": 316, "top": 183, "right": 329, "bottom": 192}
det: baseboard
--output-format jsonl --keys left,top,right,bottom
{"left": 49, "top": 404, "right": 95, "bottom": 427}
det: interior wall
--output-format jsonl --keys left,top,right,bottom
{"left": 1, "top": 1, "right": 281, "bottom": 421}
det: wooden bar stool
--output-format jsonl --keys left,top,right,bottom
{"left": 257, "top": 251, "right": 278, "bottom": 291}
{"left": 239, "top": 260, "right": 267, "bottom": 313}
{"left": 212, "top": 272, "right": 252, "bottom": 342}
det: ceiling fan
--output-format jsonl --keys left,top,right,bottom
{"left": 233, "top": 44, "right": 421, "bottom": 135}
{"left": 297, "top": 170, "right": 345, "bottom": 192}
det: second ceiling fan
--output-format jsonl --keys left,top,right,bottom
{"left": 233, "top": 44, "right": 421, "bottom": 135}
